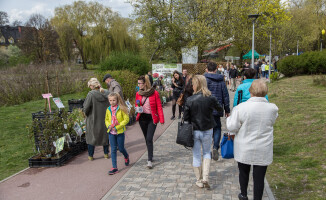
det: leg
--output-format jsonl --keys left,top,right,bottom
{"left": 146, "top": 121, "right": 157, "bottom": 162}
{"left": 103, "top": 145, "right": 109, "bottom": 159}
{"left": 117, "top": 133, "right": 129, "bottom": 159}
{"left": 109, "top": 134, "right": 118, "bottom": 169}
{"left": 192, "top": 130, "right": 202, "bottom": 167}
{"left": 171, "top": 99, "right": 176, "bottom": 119}
{"left": 88, "top": 144, "right": 95, "bottom": 157}
{"left": 202, "top": 129, "right": 213, "bottom": 189}
{"left": 253, "top": 165, "right": 268, "bottom": 200}
{"left": 212, "top": 116, "right": 222, "bottom": 160}
{"left": 178, "top": 105, "right": 182, "bottom": 118}
{"left": 238, "top": 162, "right": 251, "bottom": 197}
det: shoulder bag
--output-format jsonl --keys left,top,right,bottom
{"left": 176, "top": 116, "right": 193, "bottom": 148}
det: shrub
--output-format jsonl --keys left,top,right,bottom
{"left": 270, "top": 72, "right": 279, "bottom": 82}
{"left": 0, "top": 64, "right": 93, "bottom": 106}
{"left": 96, "top": 70, "right": 139, "bottom": 104}
{"left": 99, "top": 51, "right": 150, "bottom": 75}
{"left": 313, "top": 75, "right": 326, "bottom": 87}
{"left": 278, "top": 51, "right": 326, "bottom": 77}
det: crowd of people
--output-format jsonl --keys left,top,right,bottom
{"left": 82, "top": 61, "right": 278, "bottom": 200}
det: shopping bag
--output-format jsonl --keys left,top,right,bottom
{"left": 176, "top": 117, "right": 193, "bottom": 148}
{"left": 220, "top": 133, "right": 234, "bottom": 159}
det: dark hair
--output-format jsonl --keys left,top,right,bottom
{"left": 244, "top": 68, "right": 256, "bottom": 79}
{"left": 173, "top": 70, "right": 184, "bottom": 84}
{"left": 207, "top": 62, "right": 217, "bottom": 72}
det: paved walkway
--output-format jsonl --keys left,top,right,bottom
{"left": 102, "top": 89, "right": 275, "bottom": 200}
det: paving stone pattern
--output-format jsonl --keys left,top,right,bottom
{"left": 103, "top": 89, "right": 273, "bottom": 200}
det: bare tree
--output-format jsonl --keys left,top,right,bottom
{"left": 12, "top": 20, "right": 23, "bottom": 26}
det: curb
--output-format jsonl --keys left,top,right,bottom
{"left": 265, "top": 178, "right": 276, "bottom": 200}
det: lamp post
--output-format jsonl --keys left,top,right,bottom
{"left": 269, "top": 31, "right": 272, "bottom": 82}
{"left": 321, "top": 29, "right": 325, "bottom": 51}
{"left": 248, "top": 14, "right": 260, "bottom": 68}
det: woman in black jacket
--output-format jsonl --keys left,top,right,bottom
{"left": 171, "top": 70, "right": 184, "bottom": 120}
{"left": 184, "top": 75, "right": 222, "bottom": 189}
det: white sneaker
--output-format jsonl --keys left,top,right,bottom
{"left": 147, "top": 161, "right": 153, "bottom": 169}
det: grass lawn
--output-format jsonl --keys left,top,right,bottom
{"left": 267, "top": 75, "right": 326, "bottom": 200}
{"left": 0, "top": 92, "right": 87, "bottom": 181}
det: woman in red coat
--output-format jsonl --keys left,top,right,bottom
{"left": 135, "top": 75, "right": 165, "bottom": 169}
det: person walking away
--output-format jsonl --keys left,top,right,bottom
{"left": 254, "top": 61, "right": 260, "bottom": 79}
{"left": 103, "top": 74, "right": 124, "bottom": 100}
{"left": 265, "top": 62, "right": 270, "bottom": 79}
{"left": 224, "top": 66, "right": 230, "bottom": 88}
{"left": 183, "top": 74, "right": 194, "bottom": 105}
{"left": 135, "top": 75, "right": 165, "bottom": 169}
{"left": 83, "top": 78, "right": 110, "bottom": 161}
{"left": 229, "top": 64, "right": 238, "bottom": 92}
{"left": 184, "top": 75, "right": 223, "bottom": 189}
{"left": 105, "top": 93, "right": 130, "bottom": 175}
{"left": 204, "top": 62, "right": 230, "bottom": 161}
{"left": 227, "top": 79, "right": 278, "bottom": 200}
{"left": 171, "top": 70, "right": 184, "bottom": 120}
{"left": 233, "top": 68, "right": 268, "bottom": 107}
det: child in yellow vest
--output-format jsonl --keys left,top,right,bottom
{"left": 105, "top": 92, "right": 130, "bottom": 175}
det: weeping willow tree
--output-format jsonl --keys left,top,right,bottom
{"left": 51, "top": 1, "right": 139, "bottom": 69}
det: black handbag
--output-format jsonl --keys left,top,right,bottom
{"left": 176, "top": 117, "right": 194, "bottom": 148}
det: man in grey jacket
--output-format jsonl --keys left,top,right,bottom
{"left": 103, "top": 74, "right": 124, "bottom": 100}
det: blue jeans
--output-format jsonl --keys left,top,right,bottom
{"left": 213, "top": 115, "right": 222, "bottom": 151}
{"left": 87, "top": 145, "right": 109, "bottom": 157}
{"left": 109, "top": 133, "right": 129, "bottom": 168}
{"left": 192, "top": 129, "right": 213, "bottom": 167}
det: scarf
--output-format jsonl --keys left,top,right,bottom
{"left": 110, "top": 105, "right": 119, "bottom": 135}
{"left": 138, "top": 87, "right": 155, "bottom": 97}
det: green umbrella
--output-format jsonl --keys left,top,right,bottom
{"left": 243, "top": 50, "right": 260, "bottom": 59}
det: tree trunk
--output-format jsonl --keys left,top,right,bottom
{"left": 73, "top": 39, "right": 87, "bottom": 69}
{"left": 149, "top": 45, "right": 160, "bottom": 63}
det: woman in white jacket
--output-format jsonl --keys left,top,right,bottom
{"left": 226, "top": 79, "right": 278, "bottom": 200}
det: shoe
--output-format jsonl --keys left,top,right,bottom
{"left": 212, "top": 149, "right": 219, "bottom": 161}
{"left": 147, "top": 161, "right": 153, "bottom": 169}
{"left": 238, "top": 193, "right": 248, "bottom": 200}
{"left": 104, "top": 154, "right": 109, "bottom": 159}
{"left": 178, "top": 115, "right": 181, "bottom": 119}
{"left": 193, "top": 167, "right": 204, "bottom": 188}
{"left": 170, "top": 116, "right": 175, "bottom": 120}
{"left": 88, "top": 156, "right": 94, "bottom": 161}
{"left": 202, "top": 158, "right": 211, "bottom": 190}
{"left": 108, "top": 168, "right": 119, "bottom": 175}
{"left": 125, "top": 157, "right": 130, "bottom": 166}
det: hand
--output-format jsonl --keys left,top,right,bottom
{"left": 108, "top": 125, "right": 112, "bottom": 131}
{"left": 225, "top": 113, "right": 230, "bottom": 118}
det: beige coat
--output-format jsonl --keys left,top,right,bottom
{"left": 226, "top": 97, "right": 278, "bottom": 166}
{"left": 83, "top": 89, "right": 110, "bottom": 146}
{"left": 107, "top": 79, "right": 124, "bottom": 100}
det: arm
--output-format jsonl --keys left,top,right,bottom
{"left": 155, "top": 91, "right": 165, "bottom": 124}
{"left": 114, "top": 110, "right": 129, "bottom": 131}
{"left": 226, "top": 106, "right": 241, "bottom": 134}
{"left": 212, "top": 96, "right": 223, "bottom": 112}
{"left": 105, "top": 109, "right": 112, "bottom": 131}
{"left": 233, "top": 89, "right": 239, "bottom": 107}
{"left": 183, "top": 101, "right": 191, "bottom": 122}
{"left": 221, "top": 82, "right": 230, "bottom": 115}
{"left": 83, "top": 93, "right": 92, "bottom": 116}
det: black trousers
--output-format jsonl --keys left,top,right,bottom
{"left": 139, "top": 114, "right": 157, "bottom": 162}
{"left": 238, "top": 162, "right": 268, "bottom": 200}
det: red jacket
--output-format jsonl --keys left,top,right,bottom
{"left": 135, "top": 90, "right": 165, "bottom": 124}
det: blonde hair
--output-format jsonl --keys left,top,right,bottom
{"left": 249, "top": 79, "right": 268, "bottom": 97}
{"left": 192, "top": 75, "right": 211, "bottom": 97}
{"left": 108, "top": 92, "right": 128, "bottom": 114}
{"left": 88, "top": 78, "right": 105, "bottom": 92}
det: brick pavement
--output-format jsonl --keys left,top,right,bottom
{"left": 102, "top": 89, "right": 275, "bottom": 200}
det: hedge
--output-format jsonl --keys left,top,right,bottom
{"left": 278, "top": 51, "right": 326, "bottom": 77}
{"left": 99, "top": 51, "right": 150, "bottom": 75}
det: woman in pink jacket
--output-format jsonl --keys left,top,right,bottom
{"left": 135, "top": 75, "right": 165, "bottom": 169}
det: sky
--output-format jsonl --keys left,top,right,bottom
{"left": 0, "top": 0, "right": 134, "bottom": 24}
